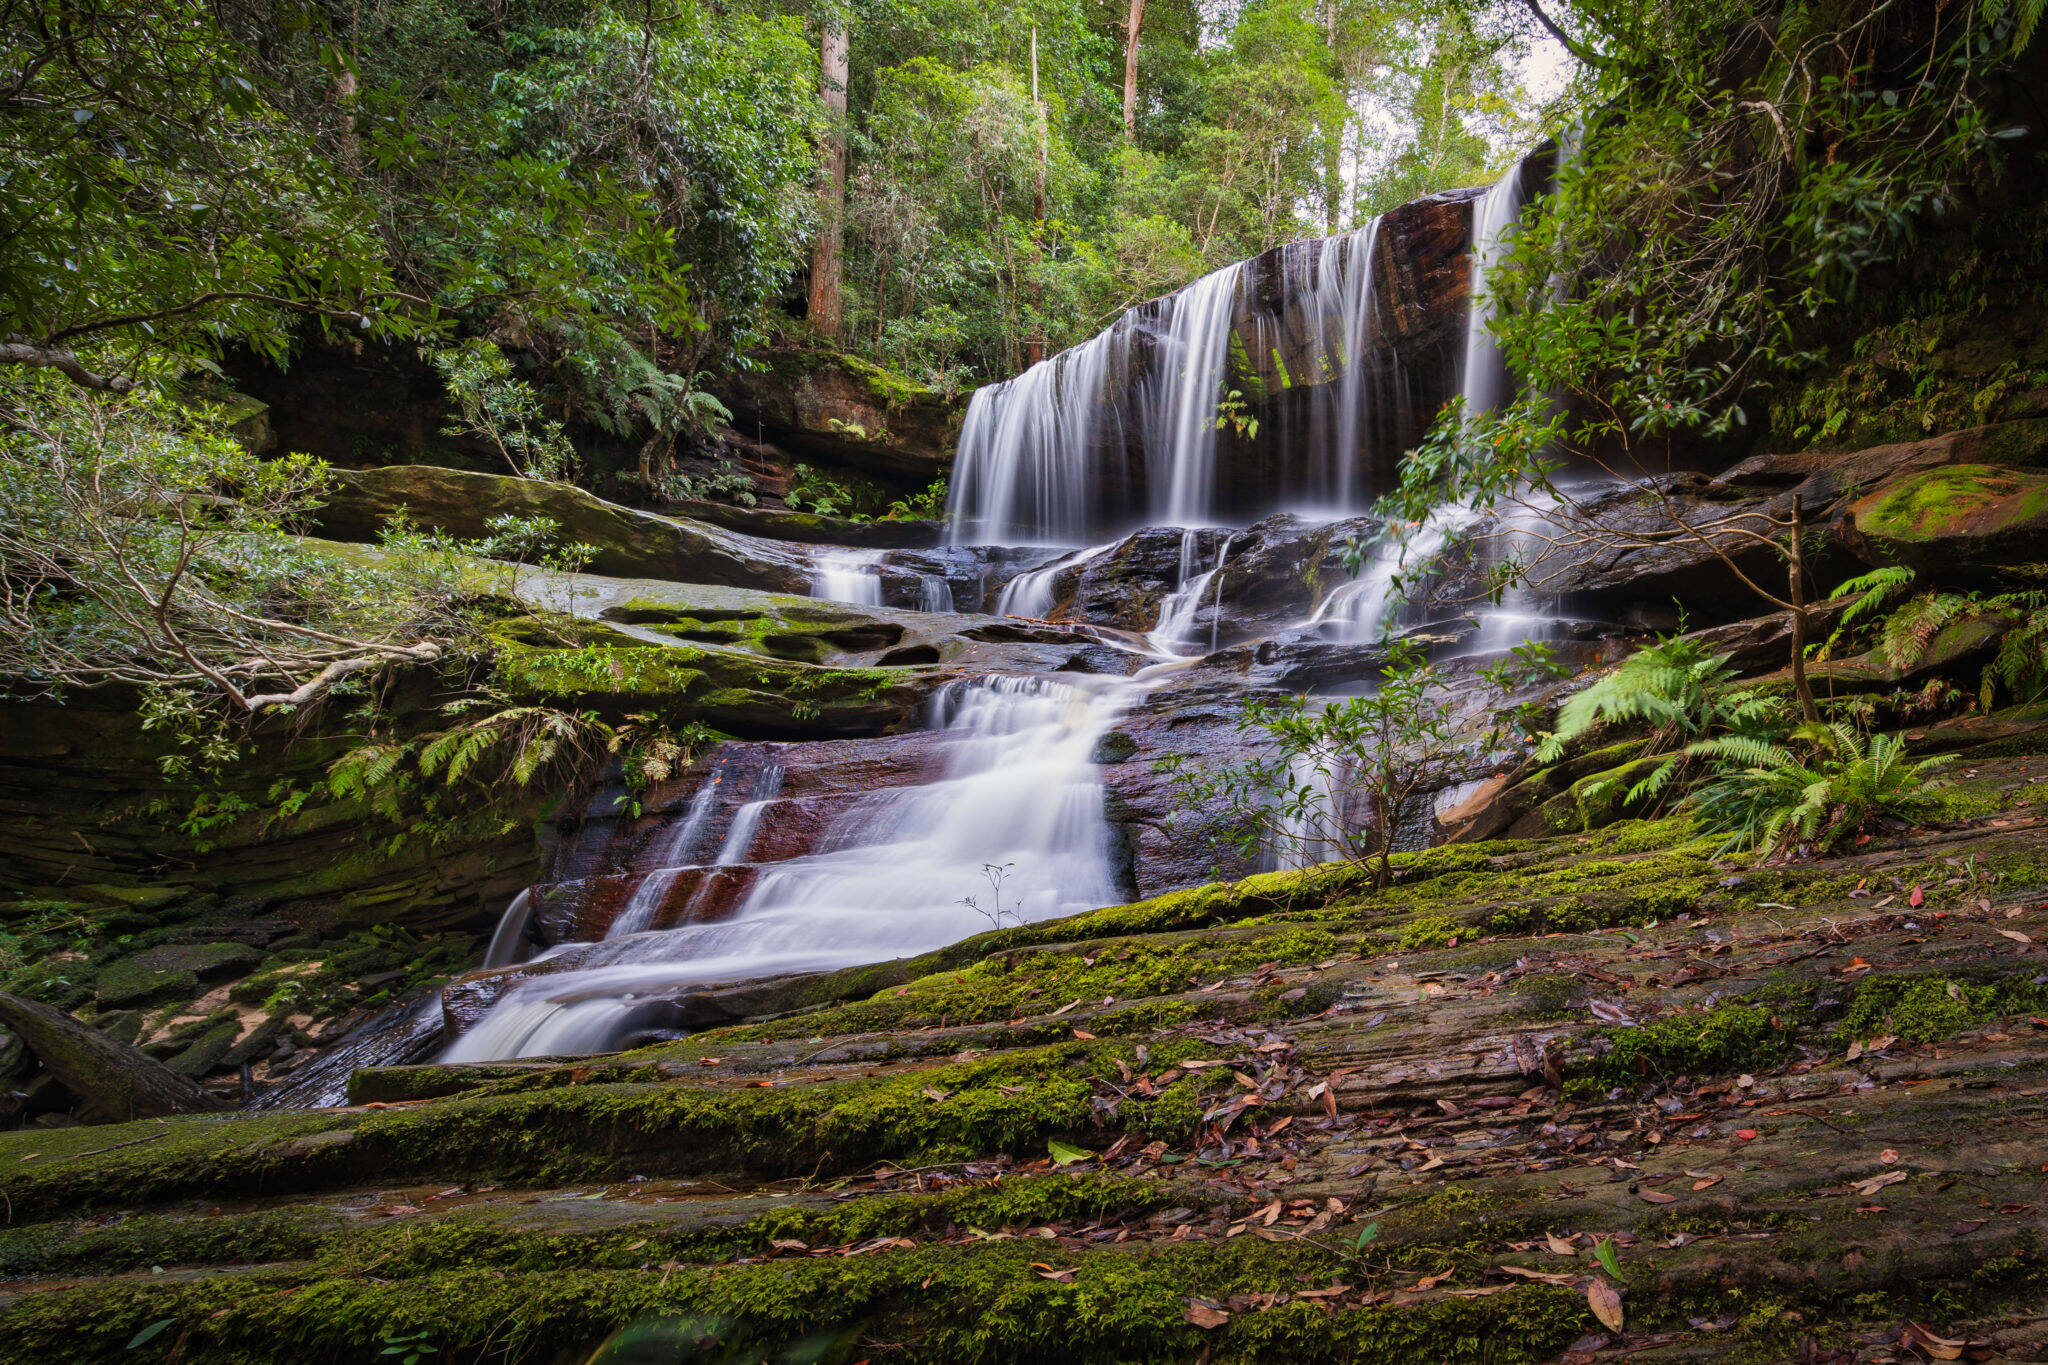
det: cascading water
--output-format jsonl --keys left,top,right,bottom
{"left": 1458, "top": 170, "right": 1528, "bottom": 424}
{"left": 442, "top": 673, "right": 1145, "bottom": 1061}
{"left": 417, "top": 164, "right": 1567, "bottom": 1074}
{"left": 813, "top": 551, "right": 885, "bottom": 606}
{"left": 1299, "top": 503, "right": 1480, "bottom": 642}
{"left": 605, "top": 770, "right": 725, "bottom": 940}
{"left": 994, "top": 542, "right": 1113, "bottom": 618}
{"left": 1148, "top": 531, "right": 1238, "bottom": 657}
{"left": 947, "top": 218, "right": 1404, "bottom": 548}
{"left": 480, "top": 888, "right": 536, "bottom": 970}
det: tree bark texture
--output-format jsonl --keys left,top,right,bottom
{"left": 1122, "top": 0, "right": 1146, "bottom": 144}
{"left": 808, "top": 19, "right": 850, "bottom": 344}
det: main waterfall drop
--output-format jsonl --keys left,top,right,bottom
{"left": 946, "top": 190, "right": 1480, "bottom": 546}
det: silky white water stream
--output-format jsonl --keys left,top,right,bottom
{"left": 442, "top": 672, "right": 1152, "bottom": 1060}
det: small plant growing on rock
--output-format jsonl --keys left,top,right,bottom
{"left": 1158, "top": 642, "right": 1462, "bottom": 889}
{"left": 960, "top": 862, "right": 1020, "bottom": 931}
{"left": 429, "top": 340, "right": 578, "bottom": 484}
{"left": 886, "top": 476, "right": 949, "bottom": 521}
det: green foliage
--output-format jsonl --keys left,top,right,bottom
{"left": 1687, "top": 724, "right": 1948, "bottom": 857}
{"left": 0, "top": 376, "right": 471, "bottom": 717}
{"left": 887, "top": 478, "right": 950, "bottom": 521}
{"left": 786, "top": 465, "right": 866, "bottom": 520}
{"left": 1488, "top": 0, "right": 2029, "bottom": 443}
{"left": 654, "top": 461, "right": 760, "bottom": 509}
{"left": 428, "top": 342, "right": 578, "bottom": 483}
{"left": 1829, "top": 566, "right": 2048, "bottom": 702}
{"left": 328, "top": 700, "right": 612, "bottom": 844}
{"left": 1158, "top": 641, "right": 1464, "bottom": 888}
{"left": 1536, "top": 637, "right": 1741, "bottom": 762}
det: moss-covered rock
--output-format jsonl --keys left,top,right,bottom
{"left": 93, "top": 943, "right": 263, "bottom": 1008}
{"left": 1841, "top": 463, "right": 2048, "bottom": 572}
{"left": 311, "top": 464, "right": 816, "bottom": 590}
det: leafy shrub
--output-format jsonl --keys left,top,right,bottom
{"left": 886, "top": 477, "right": 950, "bottom": 521}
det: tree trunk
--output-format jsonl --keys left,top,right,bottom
{"left": 807, "top": 17, "right": 850, "bottom": 345}
{"left": 1122, "top": 0, "right": 1146, "bottom": 144}
{"left": 1322, "top": 0, "right": 1341, "bottom": 234}
{"left": 1027, "top": 28, "right": 1048, "bottom": 367}
{"left": 1787, "top": 504, "right": 1821, "bottom": 724}
{"left": 0, "top": 991, "right": 228, "bottom": 1122}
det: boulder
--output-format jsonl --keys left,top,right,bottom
{"left": 1051, "top": 527, "right": 1235, "bottom": 632}
{"left": 663, "top": 499, "right": 943, "bottom": 549}
{"left": 1713, "top": 418, "right": 2048, "bottom": 496}
{"left": 1840, "top": 464, "right": 2048, "bottom": 573}
{"left": 312, "top": 465, "right": 814, "bottom": 591}
{"left": 1515, "top": 478, "right": 1799, "bottom": 615}
{"left": 1208, "top": 514, "right": 1381, "bottom": 639}
{"left": 711, "top": 348, "right": 963, "bottom": 485}
{"left": 1673, "top": 597, "right": 1856, "bottom": 676}
{"left": 0, "top": 992, "right": 228, "bottom": 1121}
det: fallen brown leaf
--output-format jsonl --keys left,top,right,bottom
{"left": 1587, "top": 1278, "right": 1625, "bottom": 1333}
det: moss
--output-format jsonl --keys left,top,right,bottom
{"left": 0, "top": 1206, "right": 338, "bottom": 1277}
{"left": 1391, "top": 914, "right": 1463, "bottom": 951}
{"left": 0, "top": 1238, "right": 1595, "bottom": 1365}
{"left": 716, "top": 927, "right": 1342, "bottom": 1042}
{"left": 0, "top": 1037, "right": 1261, "bottom": 1218}
{"left": 1839, "top": 973, "right": 2048, "bottom": 1044}
{"left": 93, "top": 942, "right": 264, "bottom": 1007}
{"left": 1852, "top": 464, "right": 2048, "bottom": 544}
{"left": 1583, "top": 1005, "right": 1793, "bottom": 1086}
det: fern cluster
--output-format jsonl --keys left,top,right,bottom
{"left": 1830, "top": 566, "right": 2048, "bottom": 701}
{"left": 1538, "top": 637, "right": 1784, "bottom": 816}
{"left": 1543, "top": 630, "right": 1956, "bottom": 857}
{"left": 1689, "top": 723, "right": 1947, "bottom": 857}
{"left": 327, "top": 699, "right": 614, "bottom": 845}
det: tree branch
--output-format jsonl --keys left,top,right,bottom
{"left": 1522, "top": 0, "right": 1606, "bottom": 68}
{"left": 0, "top": 338, "right": 134, "bottom": 392}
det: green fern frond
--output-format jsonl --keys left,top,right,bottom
{"left": 1833, "top": 566, "right": 1917, "bottom": 627}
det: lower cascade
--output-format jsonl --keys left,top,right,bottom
{"left": 443, "top": 673, "right": 1144, "bottom": 1060}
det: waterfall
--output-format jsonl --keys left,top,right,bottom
{"left": 994, "top": 542, "right": 1113, "bottom": 618}
{"left": 946, "top": 326, "right": 1130, "bottom": 547}
{"left": 918, "top": 576, "right": 955, "bottom": 613}
{"left": 480, "top": 888, "right": 536, "bottom": 970}
{"left": 944, "top": 258, "right": 1248, "bottom": 546}
{"left": 1141, "top": 263, "right": 1246, "bottom": 529}
{"left": 1148, "top": 531, "right": 1238, "bottom": 657}
{"left": 946, "top": 214, "right": 1407, "bottom": 547}
{"left": 1459, "top": 168, "right": 1528, "bottom": 424}
{"left": 1298, "top": 161, "right": 1540, "bottom": 645}
{"left": 442, "top": 673, "right": 1145, "bottom": 1061}
{"left": 710, "top": 764, "right": 782, "bottom": 866}
{"left": 605, "top": 772, "right": 724, "bottom": 940}
{"left": 1300, "top": 504, "right": 1479, "bottom": 642}
{"left": 812, "top": 551, "right": 885, "bottom": 606}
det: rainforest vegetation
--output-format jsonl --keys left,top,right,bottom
{"left": 6, "top": 0, "right": 2048, "bottom": 1360}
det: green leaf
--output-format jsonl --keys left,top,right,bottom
{"left": 1047, "top": 1139, "right": 1092, "bottom": 1166}
{"left": 126, "top": 1319, "right": 177, "bottom": 1350}
{"left": 1594, "top": 1236, "right": 1626, "bottom": 1281}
